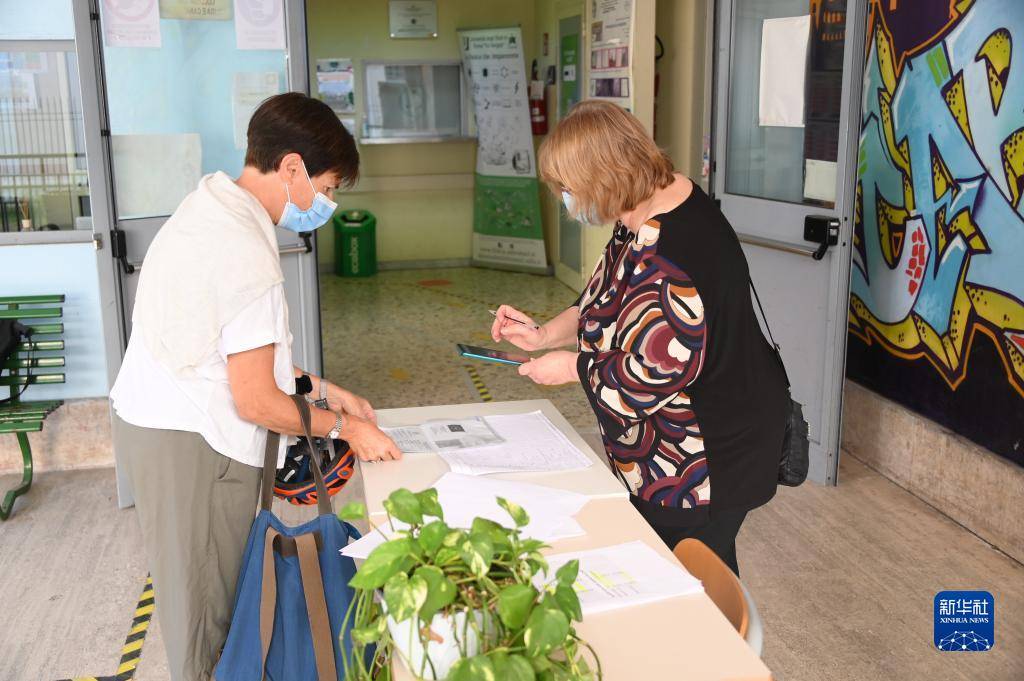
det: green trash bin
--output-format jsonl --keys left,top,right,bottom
{"left": 334, "top": 209, "right": 377, "bottom": 277}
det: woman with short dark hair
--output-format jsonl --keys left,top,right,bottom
{"left": 492, "top": 101, "right": 788, "bottom": 575}
{"left": 110, "top": 93, "right": 398, "bottom": 681}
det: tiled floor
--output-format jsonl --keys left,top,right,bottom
{"left": 1, "top": 267, "right": 1022, "bottom": 680}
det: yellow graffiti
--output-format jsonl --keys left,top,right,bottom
{"left": 964, "top": 283, "right": 1024, "bottom": 390}
{"left": 975, "top": 28, "right": 1012, "bottom": 114}
{"left": 1000, "top": 127, "right": 1024, "bottom": 208}
{"left": 931, "top": 141, "right": 956, "bottom": 201}
{"left": 875, "top": 192, "right": 909, "bottom": 268}
{"left": 942, "top": 72, "right": 974, "bottom": 147}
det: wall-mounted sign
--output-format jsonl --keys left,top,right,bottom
{"left": 101, "top": 0, "right": 162, "bottom": 49}
{"left": 234, "top": 0, "right": 285, "bottom": 50}
{"left": 389, "top": 0, "right": 438, "bottom": 39}
{"left": 159, "top": 0, "right": 232, "bottom": 20}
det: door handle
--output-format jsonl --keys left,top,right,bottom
{"left": 803, "top": 215, "right": 839, "bottom": 261}
{"left": 110, "top": 228, "right": 136, "bottom": 274}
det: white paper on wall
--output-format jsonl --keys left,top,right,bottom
{"left": 232, "top": 72, "right": 281, "bottom": 150}
{"left": 804, "top": 158, "right": 837, "bottom": 203}
{"left": 111, "top": 133, "right": 201, "bottom": 217}
{"left": 758, "top": 15, "right": 810, "bottom": 128}
{"left": 102, "top": 0, "right": 162, "bottom": 48}
{"left": 234, "top": 0, "right": 285, "bottom": 51}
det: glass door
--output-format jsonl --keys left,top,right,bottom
{"left": 75, "top": 0, "right": 318, "bottom": 506}
{"left": 713, "top": 0, "right": 866, "bottom": 484}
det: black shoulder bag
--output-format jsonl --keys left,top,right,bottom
{"left": 0, "top": 320, "right": 32, "bottom": 405}
{"left": 749, "top": 278, "right": 810, "bottom": 487}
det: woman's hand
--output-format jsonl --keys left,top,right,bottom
{"left": 491, "top": 304, "right": 549, "bottom": 351}
{"left": 341, "top": 414, "right": 401, "bottom": 462}
{"left": 326, "top": 384, "right": 376, "bottom": 423}
{"left": 518, "top": 350, "right": 579, "bottom": 385}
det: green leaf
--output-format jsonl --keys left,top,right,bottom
{"left": 442, "top": 529, "right": 467, "bottom": 548}
{"left": 492, "top": 652, "right": 536, "bottom": 681}
{"left": 529, "top": 654, "right": 553, "bottom": 673}
{"left": 350, "top": 623, "right": 382, "bottom": 645}
{"left": 555, "top": 559, "right": 579, "bottom": 587}
{"left": 526, "top": 551, "right": 549, "bottom": 575}
{"left": 472, "top": 517, "right": 511, "bottom": 551}
{"left": 349, "top": 537, "right": 412, "bottom": 590}
{"left": 416, "top": 487, "right": 444, "bottom": 519}
{"left": 418, "top": 520, "right": 449, "bottom": 554}
{"left": 554, "top": 584, "right": 582, "bottom": 622}
{"left": 447, "top": 655, "right": 497, "bottom": 681}
{"left": 523, "top": 607, "right": 570, "bottom": 658}
{"left": 496, "top": 583, "right": 537, "bottom": 629}
{"left": 460, "top": 534, "right": 494, "bottom": 578}
{"left": 496, "top": 496, "right": 530, "bottom": 527}
{"left": 414, "top": 565, "right": 457, "bottom": 621}
{"left": 383, "top": 571, "right": 428, "bottom": 622}
{"left": 336, "top": 501, "right": 366, "bottom": 522}
{"left": 383, "top": 488, "right": 422, "bottom": 525}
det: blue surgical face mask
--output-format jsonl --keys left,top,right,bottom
{"left": 277, "top": 161, "right": 338, "bottom": 233}
{"left": 561, "top": 190, "right": 598, "bottom": 224}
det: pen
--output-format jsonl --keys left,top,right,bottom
{"left": 489, "top": 309, "right": 540, "bottom": 330}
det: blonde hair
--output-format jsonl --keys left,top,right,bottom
{"left": 538, "top": 100, "right": 675, "bottom": 223}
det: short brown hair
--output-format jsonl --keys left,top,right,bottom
{"left": 244, "top": 92, "right": 359, "bottom": 188}
{"left": 539, "top": 101, "right": 674, "bottom": 223}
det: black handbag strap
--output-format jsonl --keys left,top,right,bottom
{"left": 749, "top": 277, "right": 791, "bottom": 388}
{"left": 260, "top": 395, "right": 333, "bottom": 517}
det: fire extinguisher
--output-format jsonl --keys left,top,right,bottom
{"left": 530, "top": 59, "right": 548, "bottom": 135}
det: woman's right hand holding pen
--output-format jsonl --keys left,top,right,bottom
{"left": 491, "top": 304, "right": 549, "bottom": 351}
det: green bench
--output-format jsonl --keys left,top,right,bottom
{"left": 1, "top": 295, "right": 66, "bottom": 520}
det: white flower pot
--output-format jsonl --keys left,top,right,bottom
{"left": 388, "top": 609, "right": 493, "bottom": 680}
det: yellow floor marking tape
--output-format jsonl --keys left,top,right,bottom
{"left": 56, "top": 575, "right": 153, "bottom": 681}
{"left": 464, "top": 365, "right": 494, "bottom": 402}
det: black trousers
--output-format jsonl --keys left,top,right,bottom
{"left": 632, "top": 500, "right": 748, "bottom": 576}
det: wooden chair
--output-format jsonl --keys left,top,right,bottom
{"left": 0, "top": 295, "right": 66, "bottom": 520}
{"left": 674, "top": 538, "right": 750, "bottom": 637}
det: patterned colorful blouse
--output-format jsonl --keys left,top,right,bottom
{"left": 576, "top": 220, "right": 710, "bottom": 510}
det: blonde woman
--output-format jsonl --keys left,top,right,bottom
{"left": 491, "top": 101, "right": 788, "bottom": 574}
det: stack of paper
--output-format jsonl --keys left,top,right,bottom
{"left": 341, "top": 474, "right": 589, "bottom": 559}
{"left": 541, "top": 541, "right": 704, "bottom": 615}
{"left": 437, "top": 411, "right": 593, "bottom": 475}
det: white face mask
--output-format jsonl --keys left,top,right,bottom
{"left": 561, "top": 190, "right": 599, "bottom": 224}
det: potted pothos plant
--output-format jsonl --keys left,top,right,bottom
{"left": 337, "top": 487, "right": 601, "bottom": 681}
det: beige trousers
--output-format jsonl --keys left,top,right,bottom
{"left": 114, "top": 414, "right": 261, "bottom": 681}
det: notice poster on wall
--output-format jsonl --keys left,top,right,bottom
{"left": 316, "top": 59, "right": 356, "bottom": 115}
{"left": 102, "top": 0, "right": 162, "bottom": 49}
{"left": 232, "top": 72, "right": 281, "bottom": 149}
{"left": 234, "top": 0, "right": 285, "bottom": 50}
{"left": 588, "top": 0, "right": 633, "bottom": 108}
{"left": 459, "top": 27, "right": 547, "bottom": 273}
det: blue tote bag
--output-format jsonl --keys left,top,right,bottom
{"left": 216, "top": 395, "right": 360, "bottom": 680}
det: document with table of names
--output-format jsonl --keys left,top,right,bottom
{"left": 436, "top": 411, "right": 593, "bottom": 475}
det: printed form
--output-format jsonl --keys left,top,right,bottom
{"left": 542, "top": 541, "right": 704, "bottom": 615}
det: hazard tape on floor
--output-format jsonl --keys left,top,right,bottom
{"left": 464, "top": 365, "right": 494, "bottom": 402}
{"left": 57, "top": 575, "right": 154, "bottom": 681}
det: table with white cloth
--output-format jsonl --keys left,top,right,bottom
{"left": 360, "top": 399, "right": 773, "bottom": 681}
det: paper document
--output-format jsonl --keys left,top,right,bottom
{"left": 437, "top": 411, "right": 593, "bottom": 475}
{"left": 758, "top": 15, "right": 810, "bottom": 127}
{"left": 341, "top": 473, "right": 590, "bottom": 560}
{"left": 542, "top": 541, "right": 703, "bottom": 615}
{"left": 383, "top": 417, "right": 503, "bottom": 453}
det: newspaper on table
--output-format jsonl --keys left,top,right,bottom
{"left": 382, "top": 416, "right": 503, "bottom": 453}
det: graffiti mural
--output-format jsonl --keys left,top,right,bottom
{"left": 847, "top": 0, "right": 1024, "bottom": 463}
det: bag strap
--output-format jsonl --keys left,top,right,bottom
{"left": 259, "top": 528, "right": 281, "bottom": 680}
{"left": 296, "top": 533, "right": 339, "bottom": 681}
{"left": 748, "top": 276, "right": 791, "bottom": 388}
{"left": 260, "top": 395, "right": 334, "bottom": 517}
